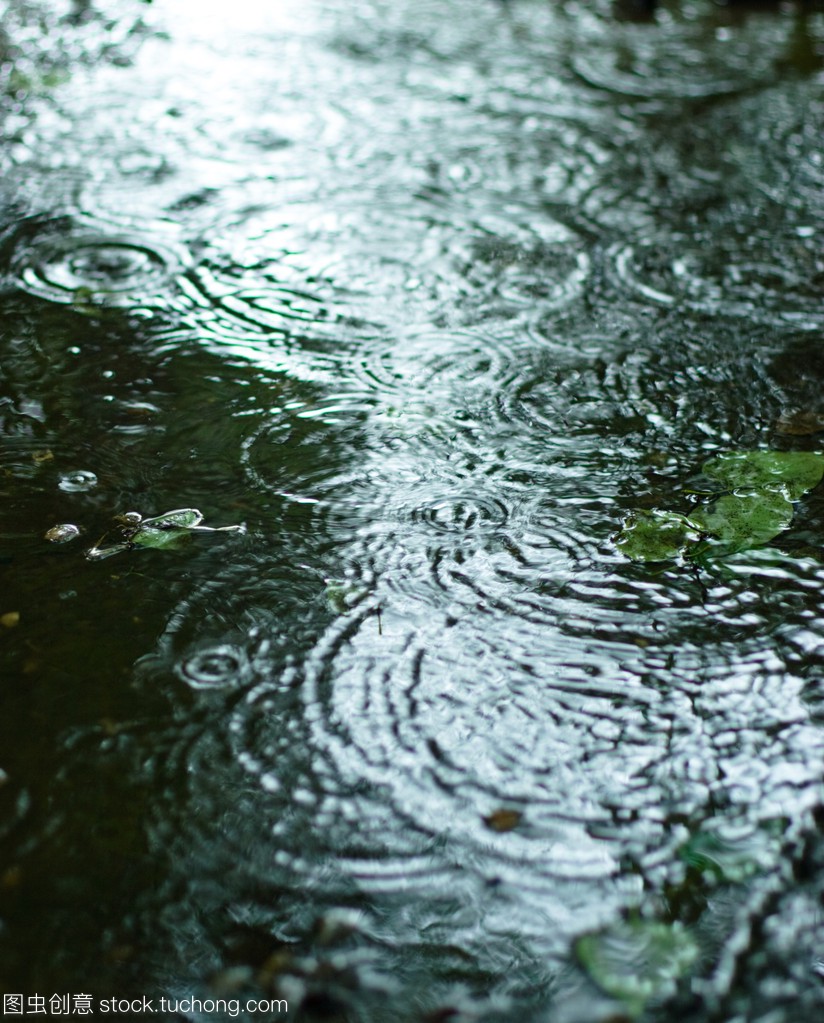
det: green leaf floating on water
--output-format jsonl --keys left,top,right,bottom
{"left": 689, "top": 490, "right": 794, "bottom": 553}
{"left": 131, "top": 508, "right": 204, "bottom": 550}
{"left": 576, "top": 919, "right": 699, "bottom": 1017}
{"left": 678, "top": 822, "right": 782, "bottom": 884}
{"left": 614, "top": 510, "right": 702, "bottom": 562}
{"left": 325, "top": 578, "right": 370, "bottom": 613}
{"left": 616, "top": 450, "right": 824, "bottom": 562}
{"left": 86, "top": 508, "right": 245, "bottom": 560}
{"left": 131, "top": 526, "right": 193, "bottom": 550}
{"left": 702, "top": 450, "right": 824, "bottom": 501}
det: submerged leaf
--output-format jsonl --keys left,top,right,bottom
{"left": 714, "top": 546, "right": 821, "bottom": 578}
{"left": 701, "top": 450, "right": 824, "bottom": 502}
{"left": 678, "top": 825, "right": 777, "bottom": 884}
{"left": 576, "top": 919, "right": 699, "bottom": 1017}
{"left": 690, "top": 490, "right": 793, "bottom": 552}
{"left": 614, "top": 509, "right": 702, "bottom": 562}
{"left": 775, "top": 410, "right": 824, "bottom": 437}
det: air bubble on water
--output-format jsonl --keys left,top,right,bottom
{"left": 58, "top": 470, "right": 98, "bottom": 493}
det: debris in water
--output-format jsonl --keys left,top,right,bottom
{"left": 85, "top": 508, "right": 245, "bottom": 560}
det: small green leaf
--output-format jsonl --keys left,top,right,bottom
{"left": 690, "top": 490, "right": 793, "bottom": 552}
{"left": 678, "top": 827, "right": 774, "bottom": 884}
{"left": 576, "top": 919, "right": 699, "bottom": 1017}
{"left": 701, "top": 450, "right": 824, "bottom": 502}
{"left": 325, "top": 579, "right": 369, "bottom": 613}
{"left": 614, "top": 509, "right": 702, "bottom": 562}
{"left": 618, "top": 452, "right": 823, "bottom": 564}
{"left": 131, "top": 527, "right": 192, "bottom": 550}
{"left": 132, "top": 509, "right": 205, "bottom": 548}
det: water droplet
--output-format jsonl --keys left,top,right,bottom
{"left": 0, "top": 215, "right": 190, "bottom": 311}
{"left": 44, "top": 523, "right": 81, "bottom": 543}
{"left": 58, "top": 470, "right": 97, "bottom": 493}
{"left": 176, "top": 644, "right": 253, "bottom": 690}
{"left": 412, "top": 493, "right": 509, "bottom": 534}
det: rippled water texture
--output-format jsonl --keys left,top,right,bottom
{"left": 3, "top": 0, "right": 824, "bottom": 1020}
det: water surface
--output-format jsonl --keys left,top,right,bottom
{"left": 2, "top": 1, "right": 824, "bottom": 1019}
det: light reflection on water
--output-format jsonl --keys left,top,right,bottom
{"left": 2, "top": 0, "right": 824, "bottom": 1019}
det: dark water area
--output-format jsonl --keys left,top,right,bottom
{"left": 3, "top": 0, "right": 824, "bottom": 1019}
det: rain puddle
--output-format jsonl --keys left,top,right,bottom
{"left": 2, "top": 1, "right": 824, "bottom": 1020}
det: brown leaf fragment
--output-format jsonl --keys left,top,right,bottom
{"left": 775, "top": 409, "right": 824, "bottom": 436}
{"left": 483, "top": 808, "right": 522, "bottom": 832}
